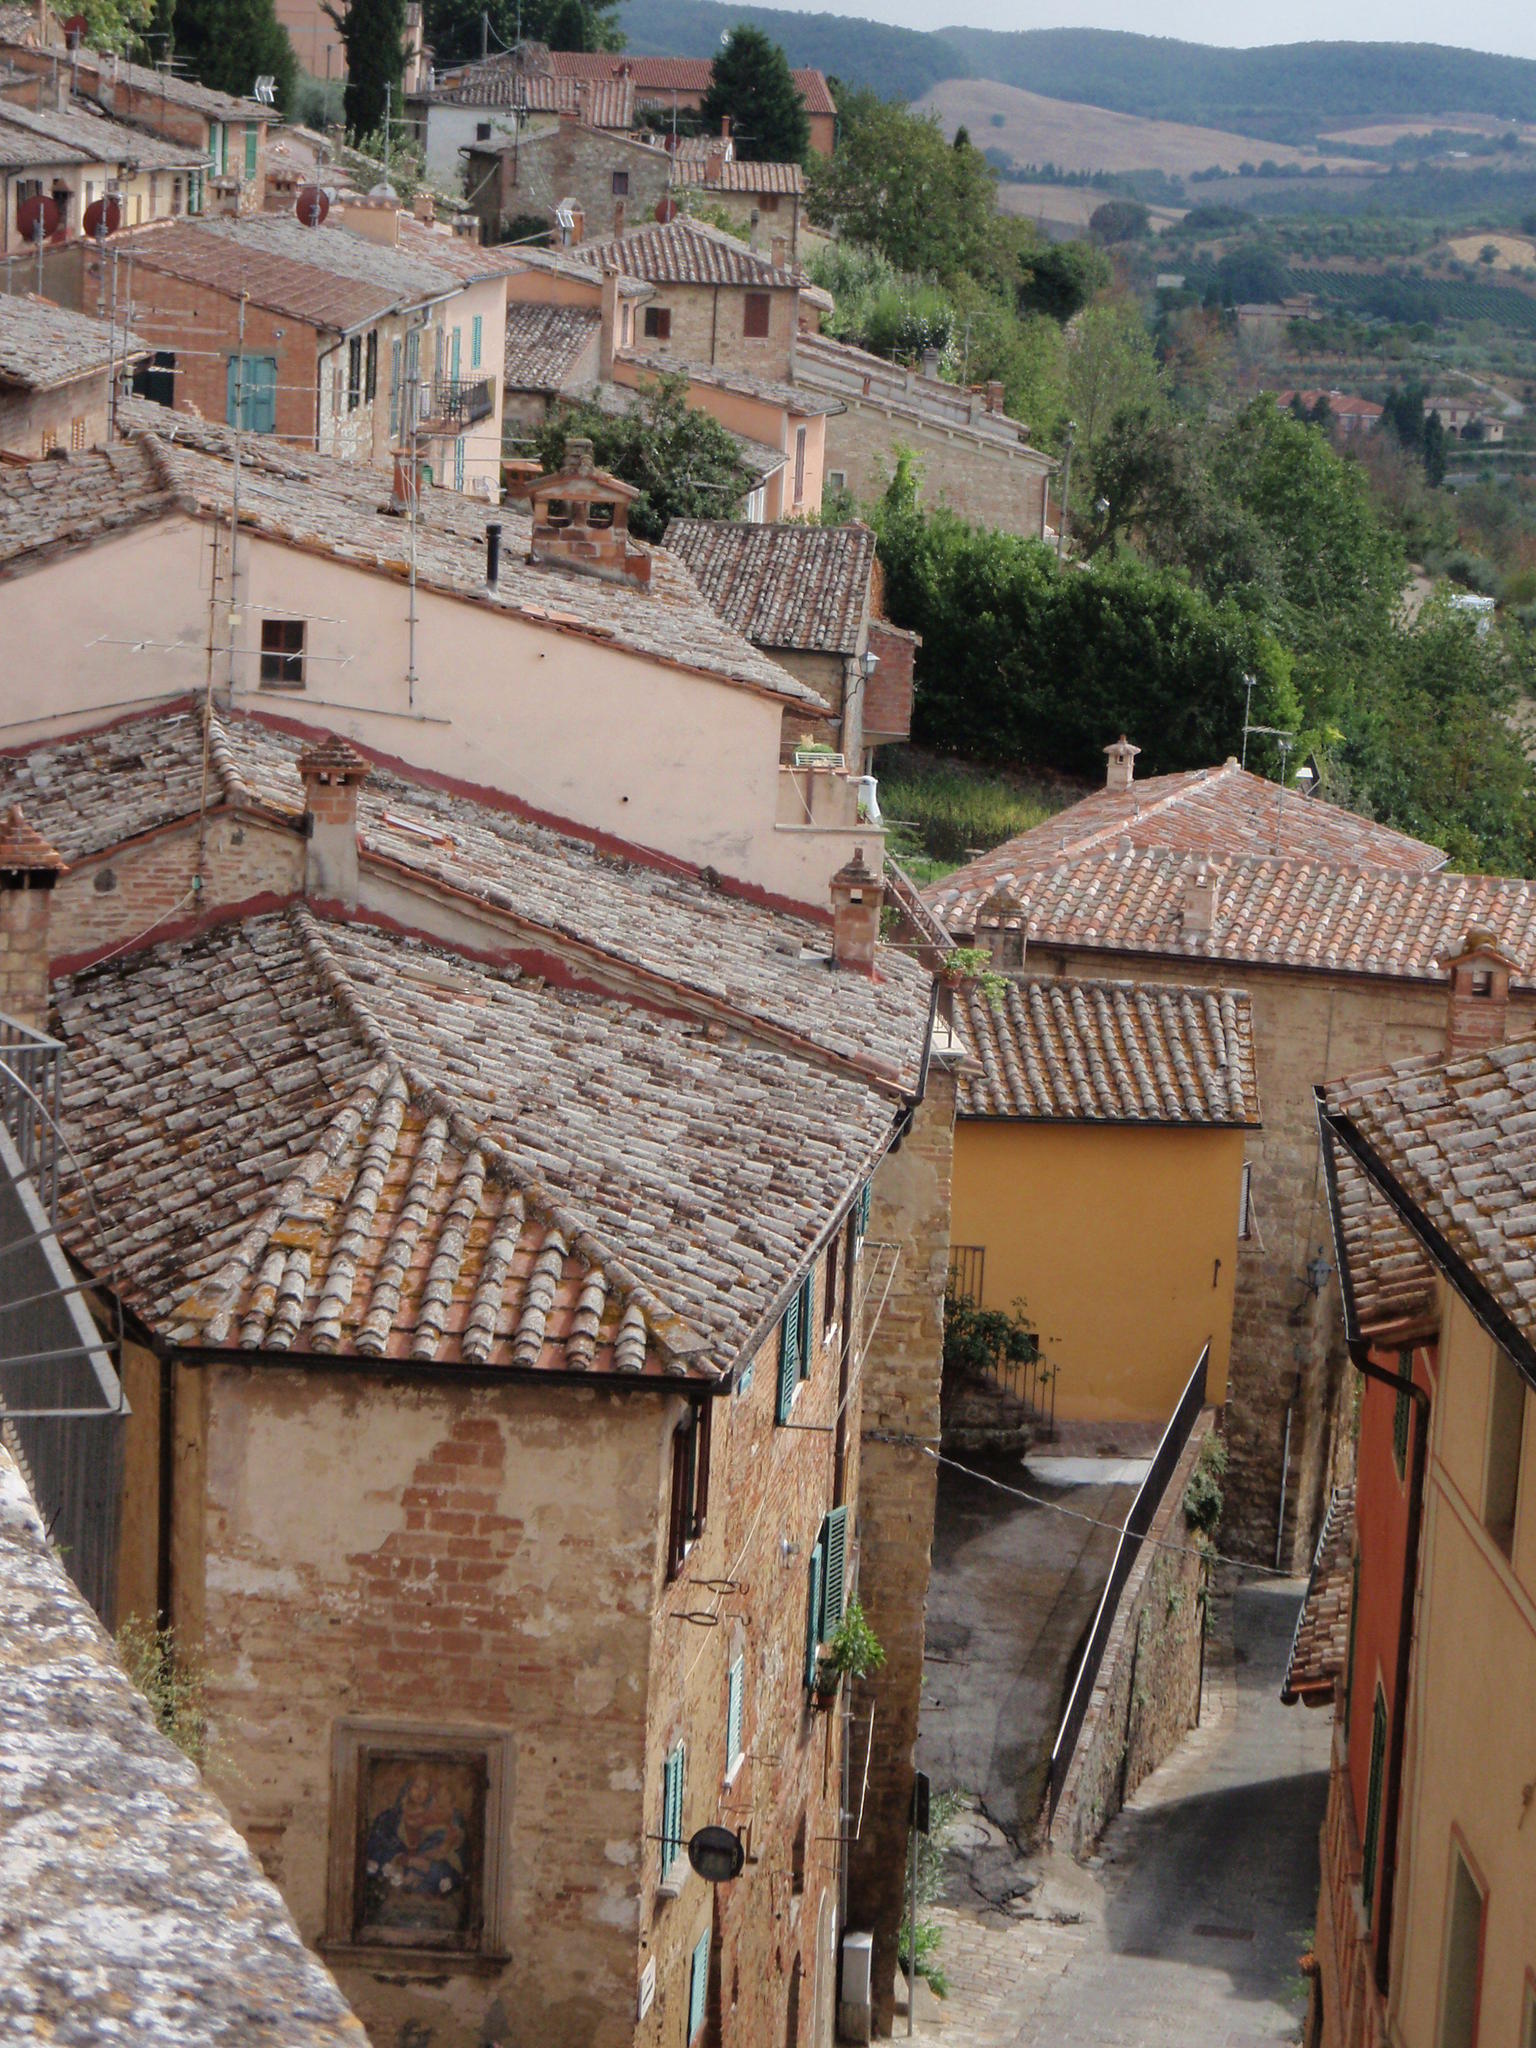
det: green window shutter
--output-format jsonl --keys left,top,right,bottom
{"left": 688, "top": 1929, "right": 710, "bottom": 2041}
{"left": 244, "top": 122, "right": 257, "bottom": 178}
{"left": 777, "top": 1293, "right": 800, "bottom": 1423}
{"left": 1393, "top": 1376, "right": 1411, "bottom": 1478}
{"left": 804, "top": 1539, "right": 824, "bottom": 1689}
{"left": 1360, "top": 1686, "right": 1387, "bottom": 1924}
{"left": 856, "top": 1181, "right": 872, "bottom": 1238}
{"left": 454, "top": 437, "right": 465, "bottom": 492}
{"left": 797, "top": 1272, "right": 815, "bottom": 1379}
{"left": 726, "top": 1654, "right": 744, "bottom": 1774}
{"left": 821, "top": 1506, "right": 848, "bottom": 1637}
{"left": 663, "top": 1742, "right": 685, "bottom": 1875}
{"left": 451, "top": 326, "right": 462, "bottom": 379}
{"left": 471, "top": 313, "right": 483, "bottom": 368}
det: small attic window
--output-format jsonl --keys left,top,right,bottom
{"left": 1471, "top": 968, "right": 1493, "bottom": 995}
{"left": 587, "top": 500, "right": 615, "bottom": 529}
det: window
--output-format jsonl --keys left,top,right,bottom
{"left": 259, "top": 618, "right": 306, "bottom": 689}
{"left": 612, "top": 169, "right": 629, "bottom": 195}
{"left": 643, "top": 305, "right": 672, "bottom": 341}
{"left": 803, "top": 1506, "right": 848, "bottom": 1689}
{"left": 132, "top": 349, "right": 175, "bottom": 407}
{"left": 454, "top": 436, "right": 465, "bottom": 492}
{"left": 744, "top": 291, "right": 771, "bottom": 339}
{"left": 761, "top": 191, "right": 779, "bottom": 213}
{"left": 451, "top": 327, "right": 461, "bottom": 382}
{"left": 689, "top": 1929, "right": 709, "bottom": 2042}
{"left": 854, "top": 1180, "right": 872, "bottom": 1242}
{"left": 471, "top": 313, "right": 483, "bottom": 369}
{"left": 1393, "top": 1361, "right": 1413, "bottom": 1481}
{"left": 667, "top": 1403, "right": 710, "bottom": 1579}
{"left": 243, "top": 121, "right": 258, "bottom": 180}
{"left": 325, "top": 1721, "right": 509, "bottom": 1960}
{"left": 826, "top": 469, "right": 846, "bottom": 494}
{"left": 1238, "top": 1160, "right": 1254, "bottom": 1240}
{"left": 661, "top": 1742, "right": 686, "bottom": 1882}
{"left": 189, "top": 169, "right": 202, "bottom": 214}
{"left": 475, "top": 120, "right": 492, "bottom": 140}
{"left": 172, "top": 175, "right": 183, "bottom": 215}
{"left": 804, "top": 1533, "right": 822, "bottom": 1688}
{"left": 70, "top": 415, "right": 86, "bottom": 450}
{"left": 1343, "top": 1551, "right": 1360, "bottom": 1718}
{"left": 38, "top": 426, "right": 56, "bottom": 455}
{"left": 365, "top": 330, "right": 378, "bottom": 404}
{"left": 1484, "top": 1346, "right": 1526, "bottom": 1557}
{"left": 1361, "top": 1684, "right": 1387, "bottom": 1925}
{"left": 225, "top": 354, "right": 277, "bottom": 433}
{"left": 823, "top": 1228, "right": 840, "bottom": 1332}
{"left": 776, "top": 1272, "right": 815, "bottom": 1424}
{"left": 347, "top": 334, "right": 363, "bottom": 412}
{"left": 1436, "top": 1846, "right": 1485, "bottom": 2048}
{"left": 389, "top": 339, "right": 402, "bottom": 437}
{"left": 725, "top": 1654, "right": 744, "bottom": 1780}
{"left": 793, "top": 424, "right": 806, "bottom": 502}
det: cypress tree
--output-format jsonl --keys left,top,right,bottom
{"left": 701, "top": 25, "right": 809, "bottom": 165}
{"left": 323, "top": 0, "right": 405, "bottom": 140}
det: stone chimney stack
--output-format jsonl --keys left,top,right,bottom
{"left": 598, "top": 264, "right": 619, "bottom": 378}
{"left": 0, "top": 806, "right": 65, "bottom": 1034}
{"left": 829, "top": 847, "right": 884, "bottom": 976}
{"left": 1182, "top": 861, "right": 1218, "bottom": 938}
{"left": 772, "top": 233, "right": 788, "bottom": 272}
{"left": 297, "top": 735, "right": 370, "bottom": 912}
{"left": 1104, "top": 735, "right": 1140, "bottom": 792}
{"left": 526, "top": 439, "right": 651, "bottom": 588}
{"left": 1445, "top": 924, "right": 1514, "bottom": 1056}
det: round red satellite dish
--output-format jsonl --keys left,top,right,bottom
{"left": 654, "top": 195, "right": 678, "bottom": 223}
{"left": 83, "top": 193, "right": 122, "bottom": 239}
{"left": 295, "top": 183, "right": 330, "bottom": 228}
{"left": 16, "top": 193, "right": 60, "bottom": 245}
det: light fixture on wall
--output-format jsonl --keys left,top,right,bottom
{"left": 1305, "top": 1248, "right": 1334, "bottom": 1296}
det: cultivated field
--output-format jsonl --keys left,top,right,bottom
{"left": 1319, "top": 114, "right": 1536, "bottom": 146}
{"left": 916, "top": 78, "right": 1364, "bottom": 178}
{"left": 1443, "top": 232, "right": 1536, "bottom": 269}
{"left": 993, "top": 181, "right": 1185, "bottom": 232}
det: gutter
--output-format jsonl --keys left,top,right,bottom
{"left": 1315, "top": 1087, "right": 1430, "bottom": 2002}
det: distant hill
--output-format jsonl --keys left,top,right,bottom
{"left": 618, "top": 0, "right": 1536, "bottom": 140}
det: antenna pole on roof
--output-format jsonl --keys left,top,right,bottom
{"left": 225, "top": 290, "right": 247, "bottom": 704}
{"left": 1241, "top": 672, "right": 1256, "bottom": 768}
{"left": 481, "top": 8, "right": 487, "bottom": 59}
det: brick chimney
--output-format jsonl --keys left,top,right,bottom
{"left": 1182, "top": 861, "right": 1218, "bottom": 937}
{"left": 829, "top": 847, "right": 884, "bottom": 976}
{"left": 771, "top": 233, "right": 787, "bottom": 272}
{"left": 1104, "top": 734, "right": 1140, "bottom": 792}
{"left": 526, "top": 438, "right": 651, "bottom": 588}
{"left": 297, "top": 735, "right": 370, "bottom": 911}
{"left": 986, "top": 379, "right": 1004, "bottom": 413}
{"left": 0, "top": 806, "right": 65, "bottom": 1033}
{"left": 1445, "top": 924, "right": 1515, "bottom": 1055}
{"left": 599, "top": 264, "right": 619, "bottom": 378}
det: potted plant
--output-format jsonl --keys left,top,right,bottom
{"left": 813, "top": 1598, "right": 886, "bottom": 1707}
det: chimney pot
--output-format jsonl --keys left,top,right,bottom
{"left": 1445, "top": 924, "right": 1514, "bottom": 1055}
{"left": 485, "top": 520, "right": 502, "bottom": 586}
{"left": 599, "top": 264, "right": 619, "bottom": 378}
{"left": 829, "top": 845, "right": 884, "bottom": 976}
{"left": 771, "top": 233, "right": 787, "bottom": 272}
{"left": 1104, "top": 734, "right": 1140, "bottom": 792}
{"left": 297, "top": 735, "right": 369, "bottom": 911}
{"left": 1182, "top": 861, "right": 1218, "bottom": 938}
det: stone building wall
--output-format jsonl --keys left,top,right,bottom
{"left": 631, "top": 281, "right": 799, "bottom": 381}
{"left": 0, "top": 371, "right": 112, "bottom": 457}
{"left": 847, "top": 1056, "right": 958, "bottom": 2034}
{"left": 474, "top": 123, "right": 671, "bottom": 239}
{"left": 819, "top": 401, "right": 1050, "bottom": 540}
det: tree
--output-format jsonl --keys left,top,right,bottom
{"left": 807, "top": 89, "right": 996, "bottom": 277}
{"left": 547, "top": 0, "right": 587, "bottom": 49}
{"left": 324, "top": 0, "right": 404, "bottom": 139}
{"left": 421, "top": 0, "right": 622, "bottom": 71}
{"left": 1088, "top": 198, "right": 1150, "bottom": 244}
{"left": 533, "top": 373, "right": 758, "bottom": 541}
{"left": 701, "top": 25, "right": 809, "bottom": 166}
{"left": 1064, "top": 301, "right": 1164, "bottom": 484}
{"left": 78, "top": 0, "right": 153, "bottom": 53}
{"left": 171, "top": 0, "right": 295, "bottom": 112}
{"left": 1214, "top": 244, "right": 1289, "bottom": 304}
{"left": 1016, "top": 239, "right": 1110, "bottom": 322}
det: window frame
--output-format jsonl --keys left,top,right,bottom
{"left": 743, "top": 291, "right": 771, "bottom": 339}
{"left": 1436, "top": 1840, "right": 1486, "bottom": 2048}
{"left": 667, "top": 1401, "right": 711, "bottom": 1579}
{"left": 1483, "top": 1345, "right": 1527, "bottom": 1558}
{"left": 259, "top": 617, "right": 306, "bottom": 689}
{"left": 794, "top": 423, "right": 807, "bottom": 502}
{"left": 660, "top": 1740, "right": 686, "bottom": 1885}
{"left": 346, "top": 333, "right": 363, "bottom": 413}
{"left": 365, "top": 328, "right": 378, "bottom": 405}
{"left": 612, "top": 168, "right": 630, "bottom": 196}
{"left": 643, "top": 305, "right": 672, "bottom": 341}
{"left": 1360, "top": 1682, "right": 1388, "bottom": 1927}
{"left": 776, "top": 1272, "right": 815, "bottom": 1423}
{"left": 688, "top": 1927, "right": 709, "bottom": 2042}
{"left": 725, "top": 1653, "right": 744, "bottom": 1782}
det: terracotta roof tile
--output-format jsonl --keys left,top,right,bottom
{"left": 0, "top": 802, "right": 63, "bottom": 871}
{"left": 502, "top": 301, "right": 600, "bottom": 390}
{"left": 620, "top": 351, "right": 841, "bottom": 415}
{"left": 63, "top": 44, "right": 264, "bottom": 117}
{"left": 928, "top": 761, "right": 1444, "bottom": 925}
{"left": 664, "top": 518, "right": 873, "bottom": 654}
{"left": 670, "top": 157, "right": 805, "bottom": 194}
{"left": 428, "top": 65, "right": 634, "bottom": 124}
{"left": 956, "top": 975, "right": 1260, "bottom": 1126}
{"left": 794, "top": 330, "right": 1055, "bottom": 461}
{"left": 122, "top": 219, "right": 448, "bottom": 334}
{"left": 547, "top": 52, "right": 837, "bottom": 115}
{"left": 576, "top": 215, "right": 806, "bottom": 288}
{"left": 1330, "top": 1149, "right": 1438, "bottom": 1336}
{"left": 1282, "top": 1483, "right": 1354, "bottom": 1704}
{"left": 0, "top": 292, "right": 146, "bottom": 390}
{"left": 0, "top": 95, "right": 204, "bottom": 168}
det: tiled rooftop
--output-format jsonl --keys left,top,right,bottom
{"left": 546, "top": 51, "right": 838, "bottom": 114}
{"left": 1322, "top": 1035, "right": 1536, "bottom": 1356}
{"left": 426, "top": 65, "right": 635, "bottom": 125}
{"left": 1281, "top": 1483, "right": 1355, "bottom": 1705}
{"left": 576, "top": 215, "right": 806, "bottom": 288}
{"left": 0, "top": 705, "right": 931, "bottom": 1089}
{"left": 928, "top": 847, "right": 1536, "bottom": 986}
{"left": 620, "top": 351, "right": 841, "bottom": 415}
{"left": 955, "top": 975, "right": 1260, "bottom": 1126}
{"left": 0, "top": 412, "right": 824, "bottom": 706}
{"left": 55, "top": 908, "right": 901, "bottom": 1379}
{"left": 1329, "top": 1141, "right": 1439, "bottom": 1336}
{"left": 928, "top": 759, "right": 1445, "bottom": 926}
{"left": 0, "top": 292, "right": 145, "bottom": 390}
{"left": 62, "top": 43, "right": 264, "bottom": 117}
{"left": 505, "top": 242, "right": 652, "bottom": 297}
{"left": 0, "top": 1446, "right": 367, "bottom": 2045}
{"left": 0, "top": 94, "right": 205, "bottom": 168}
{"left": 670, "top": 158, "right": 806, "bottom": 194}
{"left": 122, "top": 219, "right": 448, "bottom": 333}
{"left": 793, "top": 331, "right": 1054, "bottom": 457}
{"left": 663, "top": 519, "right": 875, "bottom": 654}
{"left": 503, "top": 300, "right": 600, "bottom": 389}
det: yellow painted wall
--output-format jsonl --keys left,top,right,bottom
{"left": 1393, "top": 1288, "right": 1536, "bottom": 2047}
{"left": 950, "top": 1119, "right": 1246, "bottom": 1423}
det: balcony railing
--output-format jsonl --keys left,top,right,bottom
{"left": 421, "top": 376, "right": 494, "bottom": 430}
{"left": 0, "top": 1010, "right": 61, "bottom": 1224}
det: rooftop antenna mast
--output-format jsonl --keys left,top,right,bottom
{"left": 225, "top": 291, "right": 248, "bottom": 702}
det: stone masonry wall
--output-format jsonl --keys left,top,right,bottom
{"left": 496, "top": 124, "right": 671, "bottom": 241}
{"left": 820, "top": 402, "right": 1049, "bottom": 540}
{"left": 1049, "top": 1415, "right": 1211, "bottom": 1856}
{"left": 848, "top": 1058, "right": 957, "bottom": 2035}
{"left": 633, "top": 282, "right": 798, "bottom": 380}
{"left": 0, "top": 372, "right": 111, "bottom": 458}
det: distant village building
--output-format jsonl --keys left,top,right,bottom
{"left": 0, "top": 92, "right": 208, "bottom": 253}
{"left": 546, "top": 52, "right": 839, "bottom": 157}
{"left": 670, "top": 142, "right": 806, "bottom": 261}
{"left": 0, "top": 291, "right": 143, "bottom": 455}
{"left": 461, "top": 118, "right": 672, "bottom": 246}
{"left": 410, "top": 61, "right": 637, "bottom": 187}
{"left": 1274, "top": 388, "right": 1384, "bottom": 438}
{"left": 1424, "top": 392, "right": 1507, "bottom": 441}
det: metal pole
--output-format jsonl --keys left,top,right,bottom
{"left": 1056, "top": 420, "right": 1076, "bottom": 562}
{"left": 905, "top": 1815, "right": 917, "bottom": 2037}
{"left": 226, "top": 292, "right": 246, "bottom": 701}
{"left": 1241, "top": 673, "right": 1255, "bottom": 768}
{"left": 1273, "top": 1397, "right": 1293, "bottom": 1571}
{"left": 34, "top": 213, "right": 43, "bottom": 297}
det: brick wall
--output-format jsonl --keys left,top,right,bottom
{"left": 125, "top": 268, "right": 321, "bottom": 449}
{"left": 821, "top": 401, "right": 1050, "bottom": 540}
{"left": 0, "top": 371, "right": 111, "bottom": 457}
{"left": 847, "top": 1058, "right": 957, "bottom": 2033}
{"left": 861, "top": 624, "right": 914, "bottom": 747}
{"left": 630, "top": 281, "right": 798, "bottom": 381}
{"left": 477, "top": 123, "right": 671, "bottom": 243}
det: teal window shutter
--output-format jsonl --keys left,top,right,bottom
{"left": 726, "top": 1654, "right": 744, "bottom": 1775}
{"left": 244, "top": 121, "right": 257, "bottom": 178}
{"left": 451, "top": 325, "right": 462, "bottom": 379}
{"left": 804, "top": 1538, "right": 824, "bottom": 1688}
{"left": 662, "top": 1742, "right": 685, "bottom": 1877}
{"left": 688, "top": 1929, "right": 710, "bottom": 2041}
{"left": 777, "top": 1292, "right": 800, "bottom": 1423}
{"left": 821, "top": 1506, "right": 848, "bottom": 1637}
{"left": 797, "top": 1273, "right": 815, "bottom": 1379}
{"left": 454, "top": 437, "right": 465, "bottom": 492}
{"left": 856, "top": 1180, "right": 872, "bottom": 1238}
{"left": 471, "top": 313, "right": 483, "bottom": 368}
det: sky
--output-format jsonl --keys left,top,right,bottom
{"left": 769, "top": 0, "right": 1536, "bottom": 61}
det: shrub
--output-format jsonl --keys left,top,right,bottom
{"left": 116, "top": 1617, "right": 210, "bottom": 1766}
{"left": 1183, "top": 1433, "right": 1229, "bottom": 1538}
{"left": 877, "top": 758, "right": 1060, "bottom": 865}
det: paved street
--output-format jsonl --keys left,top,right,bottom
{"left": 906, "top": 1573, "right": 1330, "bottom": 2046}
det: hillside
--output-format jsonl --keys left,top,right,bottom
{"left": 618, "top": 0, "right": 1536, "bottom": 142}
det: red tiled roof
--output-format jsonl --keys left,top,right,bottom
{"left": 502, "top": 301, "right": 600, "bottom": 390}
{"left": 576, "top": 215, "right": 805, "bottom": 288}
{"left": 427, "top": 65, "right": 635, "bottom": 126}
{"left": 122, "top": 221, "right": 444, "bottom": 335}
{"left": 548, "top": 51, "right": 836, "bottom": 114}
{"left": 1330, "top": 1145, "right": 1438, "bottom": 1337}
{"left": 0, "top": 803, "right": 63, "bottom": 872}
{"left": 670, "top": 157, "right": 805, "bottom": 195}
{"left": 1282, "top": 1484, "right": 1355, "bottom": 1704}
{"left": 663, "top": 519, "right": 874, "bottom": 655}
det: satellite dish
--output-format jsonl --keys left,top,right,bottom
{"left": 16, "top": 193, "right": 59, "bottom": 245}
{"left": 654, "top": 195, "right": 677, "bottom": 223}
{"left": 62, "top": 11, "right": 86, "bottom": 43}
{"left": 719, "top": 27, "right": 730, "bottom": 42}
{"left": 83, "top": 193, "right": 122, "bottom": 238}
{"left": 295, "top": 182, "right": 330, "bottom": 227}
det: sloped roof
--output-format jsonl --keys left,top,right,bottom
{"left": 0, "top": 412, "right": 826, "bottom": 708}
{"left": 546, "top": 51, "right": 837, "bottom": 114}
{"left": 425, "top": 66, "right": 635, "bottom": 126}
{"left": 576, "top": 215, "right": 806, "bottom": 288}
{"left": 0, "top": 292, "right": 145, "bottom": 390}
{"left": 794, "top": 330, "right": 1053, "bottom": 461}
{"left": 929, "top": 847, "right": 1536, "bottom": 987}
{"left": 0, "top": 94, "right": 204, "bottom": 167}
{"left": 927, "top": 759, "right": 1444, "bottom": 927}
{"left": 121, "top": 220, "right": 450, "bottom": 334}
{"left": 55, "top": 908, "right": 900, "bottom": 1379}
{"left": 955, "top": 976, "right": 1260, "bottom": 1126}
{"left": 1322, "top": 1035, "right": 1536, "bottom": 1369}
{"left": 670, "top": 157, "right": 805, "bottom": 194}
{"left": 64, "top": 44, "right": 264, "bottom": 118}
{"left": 621, "top": 351, "right": 841, "bottom": 415}
{"left": 1281, "top": 1483, "right": 1355, "bottom": 1705}
{"left": 503, "top": 300, "right": 599, "bottom": 390}
{"left": 1329, "top": 1137, "right": 1439, "bottom": 1336}
{"left": 663, "top": 519, "right": 874, "bottom": 654}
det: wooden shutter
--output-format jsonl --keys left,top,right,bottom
{"left": 821, "top": 1506, "right": 848, "bottom": 1637}
{"left": 804, "top": 1539, "right": 823, "bottom": 1688}
{"left": 777, "top": 1293, "right": 800, "bottom": 1423}
{"left": 856, "top": 1181, "right": 872, "bottom": 1238}
{"left": 689, "top": 1929, "right": 710, "bottom": 2041}
{"left": 797, "top": 1273, "right": 815, "bottom": 1380}
{"left": 726, "top": 1654, "right": 744, "bottom": 1773}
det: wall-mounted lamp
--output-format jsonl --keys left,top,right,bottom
{"left": 860, "top": 648, "right": 879, "bottom": 678}
{"left": 1305, "top": 1248, "right": 1334, "bottom": 1296}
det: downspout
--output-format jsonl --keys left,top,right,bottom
{"left": 710, "top": 282, "right": 718, "bottom": 365}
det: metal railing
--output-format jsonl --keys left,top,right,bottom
{"left": 423, "top": 375, "right": 495, "bottom": 429}
{"left": 0, "top": 1012, "right": 62, "bottom": 1223}
{"left": 947, "top": 1245, "right": 985, "bottom": 1307}
{"left": 944, "top": 1280, "right": 1057, "bottom": 1440}
{"left": 1045, "top": 1342, "right": 1210, "bottom": 1821}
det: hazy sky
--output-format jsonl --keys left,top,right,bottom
{"left": 780, "top": 0, "right": 1536, "bottom": 62}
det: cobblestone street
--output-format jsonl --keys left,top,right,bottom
{"left": 904, "top": 1574, "right": 1330, "bottom": 2046}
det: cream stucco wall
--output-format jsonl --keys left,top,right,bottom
{"left": 1392, "top": 1286, "right": 1536, "bottom": 2047}
{"left": 950, "top": 1119, "right": 1245, "bottom": 1423}
{"left": 0, "top": 515, "right": 878, "bottom": 910}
